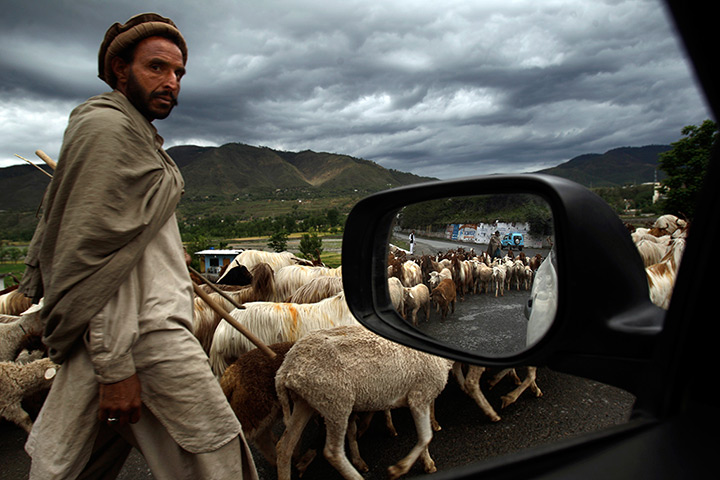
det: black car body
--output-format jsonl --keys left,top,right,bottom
{"left": 340, "top": 0, "right": 719, "bottom": 478}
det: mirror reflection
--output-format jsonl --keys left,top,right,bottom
{"left": 387, "top": 193, "right": 556, "bottom": 357}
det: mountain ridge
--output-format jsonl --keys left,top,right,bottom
{"left": 0, "top": 143, "right": 670, "bottom": 213}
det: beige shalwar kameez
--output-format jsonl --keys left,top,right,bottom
{"left": 21, "top": 91, "right": 257, "bottom": 480}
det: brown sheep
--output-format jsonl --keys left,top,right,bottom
{"left": 430, "top": 278, "right": 456, "bottom": 320}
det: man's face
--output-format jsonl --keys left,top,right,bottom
{"left": 115, "top": 36, "right": 186, "bottom": 121}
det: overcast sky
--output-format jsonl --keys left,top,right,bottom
{"left": 0, "top": 0, "right": 712, "bottom": 179}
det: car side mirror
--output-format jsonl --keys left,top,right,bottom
{"left": 341, "top": 174, "right": 665, "bottom": 394}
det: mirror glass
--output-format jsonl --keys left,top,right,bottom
{"left": 386, "top": 193, "right": 557, "bottom": 357}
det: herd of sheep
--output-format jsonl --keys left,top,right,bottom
{"left": 0, "top": 212, "right": 688, "bottom": 479}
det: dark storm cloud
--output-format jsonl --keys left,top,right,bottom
{"left": 0, "top": 0, "right": 711, "bottom": 179}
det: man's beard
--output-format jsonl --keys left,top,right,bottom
{"left": 125, "top": 69, "right": 178, "bottom": 121}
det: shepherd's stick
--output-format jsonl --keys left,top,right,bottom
{"left": 14, "top": 154, "right": 53, "bottom": 178}
{"left": 32, "top": 149, "right": 275, "bottom": 359}
{"left": 35, "top": 150, "right": 57, "bottom": 170}
{"left": 191, "top": 280, "right": 276, "bottom": 359}
{"left": 188, "top": 266, "right": 244, "bottom": 310}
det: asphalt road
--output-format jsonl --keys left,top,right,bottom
{"left": 1, "top": 366, "right": 635, "bottom": 480}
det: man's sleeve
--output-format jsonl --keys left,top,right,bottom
{"left": 84, "top": 271, "right": 140, "bottom": 384}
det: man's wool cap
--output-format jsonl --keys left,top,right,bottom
{"left": 98, "top": 13, "right": 188, "bottom": 88}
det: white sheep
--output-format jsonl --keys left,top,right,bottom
{"left": 388, "top": 276, "right": 405, "bottom": 315}
{"left": 192, "top": 262, "right": 277, "bottom": 354}
{"left": 0, "top": 288, "right": 33, "bottom": 316}
{"left": 218, "top": 250, "right": 314, "bottom": 283}
{"left": 0, "top": 357, "right": 58, "bottom": 432}
{"left": 286, "top": 276, "right": 343, "bottom": 304}
{"left": 208, "top": 291, "right": 358, "bottom": 377}
{"left": 400, "top": 260, "right": 423, "bottom": 288}
{"left": 492, "top": 263, "right": 507, "bottom": 297}
{"left": 427, "top": 267, "right": 452, "bottom": 290}
{"left": 471, "top": 261, "right": 493, "bottom": 294}
{"left": 635, "top": 237, "right": 670, "bottom": 267}
{"left": 647, "top": 235, "right": 686, "bottom": 309}
{"left": 273, "top": 264, "right": 342, "bottom": 302}
{"left": 403, "top": 284, "right": 430, "bottom": 326}
{"left": 275, "top": 325, "right": 454, "bottom": 480}
{"left": 220, "top": 341, "right": 397, "bottom": 475}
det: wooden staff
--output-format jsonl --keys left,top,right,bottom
{"left": 191, "top": 281, "right": 276, "bottom": 359}
{"left": 14, "top": 154, "right": 53, "bottom": 178}
{"left": 35, "top": 150, "right": 57, "bottom": 170}
{"left": 188, "top": 266, "right": 244, "bottom": 310}
{"left": 34, "top": 150, "right": 276, "bottom": 359}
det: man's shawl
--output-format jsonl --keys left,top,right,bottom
{"left": 19, "top": 91, "right": 184, "bottom": 363}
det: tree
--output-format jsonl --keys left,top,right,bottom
{"left": 299, "top": 232, "right": 323, "bottom": 263}
{"left": 658, "top": 119, "right": 718, "bottom": 220}
{"left": 267, "top": 229, "right": 289, "bottom": 252}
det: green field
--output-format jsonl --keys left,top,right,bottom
{"left": 1, "top": 263, "right": 25, "bottom": 288}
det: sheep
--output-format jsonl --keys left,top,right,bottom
{"left": 474, "top": 261, "right": 493, "bottom": 294}
{"left": 510, "top": 259, "right": 526, "bottom": 291}
{"left": 400, "top": 260, "right": 423, "bottom": 288}
{"left": 0, "top": 357, "right": 58, "bottom": 432}
{"left": 427, "top": 268, "right": 452, "bottom": 290}
{"left": 0, "top": 309, "right": 45, "bottom": 362}
{"left": 216, "top": 263, "right": 254, "bottom": 286}
{"left": 652, "top": 214, "right": 687, "bottom": 236}
{"left": 492, "top": 262, "right": 507, "bottom": 297}
{"left": 402, "top": 284, "right": 430, "bottom": 326}
{"left": 647, "top": 235, "right": 686, "bottom": 309}
{"left": 388, "top": 276, "right": 405, "bottom": 315}
{"left": 523, "top": 265, "right": 534, "bottom": 290}
{"left": 208, "top": 291, "right": 359, "bottom": 377}
{"left": 275, "top": 325, "right": 454, "bottom": 480}
{"left": 451, "top": 363, "right": 501, "bottom": 422}
{"left": 286, "top": 276, "right": 343, "bottom": 304}
{"left": 635, "top": 237, "right": 670, "bottom": 267}
{"left": 419, "top": 255, "right": 442, "bottom": 285}
{"left": 486, "top": 366, "right": 543, "bottom": 409}
{"left": 220, "top": 341, "right": 396, "bottom": 475}
{"left": 430, "top": 278, "right": 456, "bottom": 320}
{"left": 528, "top": 253, "right": 543, "bottom": 271}
{"left": 0, "top": 287, "right": 33, "bottom": 316}
{"left": 192, "top": 262, "right": 277, "bottom": 354}
{"left": 450, "top": 256, "right": 470, "bottom": 299}
{"left": 220, "top": 342, "right": 295, "bottom": 467}
{"left": 218, "top": 250, "right": 313, "bottom": 282}
{"left": 273, "top": 264, "right": 342, "bottom": 302}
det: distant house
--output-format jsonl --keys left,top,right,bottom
{"left": 194, "top": 249, "right": 242, "bottom": 276}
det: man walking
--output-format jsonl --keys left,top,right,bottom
{"left": 20, "top": 13, "right": 258, "bottom": 479}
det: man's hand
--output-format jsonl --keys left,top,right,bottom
{"left": 98, "top": 373, "right": 142, "bottom": 427}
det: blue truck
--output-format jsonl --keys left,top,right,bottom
{"left": 501, "top": 232, "right": 524, "bottom": 251}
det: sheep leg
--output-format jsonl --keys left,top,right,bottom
{"left": 487, "top": 367, "right": 520, "bottom": 389}
{"left": 354, "top": 411, "right": 374, "bottom": 438}
{"left": 3, "top": 403, "right": 34, "bottom": 433}
{"left": 384, "top": 409, "right": 398, "bottom": 436}
{"left": 251, "top": 425, "right": 279, "bottom": 466}
{"left": 276, "top": 399, "right": 316, "bottom": 480}
{"left": 430, "top": 401, "right": 441, "bottom": 431}
{"left": 452, "top": 361, "right": 467, "bottom": 386}
{"left": 346, "top": 414, "right": 369, "bottom": 473}
{"left": 323, "top": 413, "right": 364, "bottom": 480}
{"left": 462, "top": 365, "right": 501, "bottom": 422}
{"left": 500, "top": 366, "right": 543, "bottom": 409}
{"left": 387, "top": 396, "right": 436, "bottom": 479}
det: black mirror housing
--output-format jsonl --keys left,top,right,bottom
{"left": 342, "top": 174, "right": 665, "bottom": 394}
